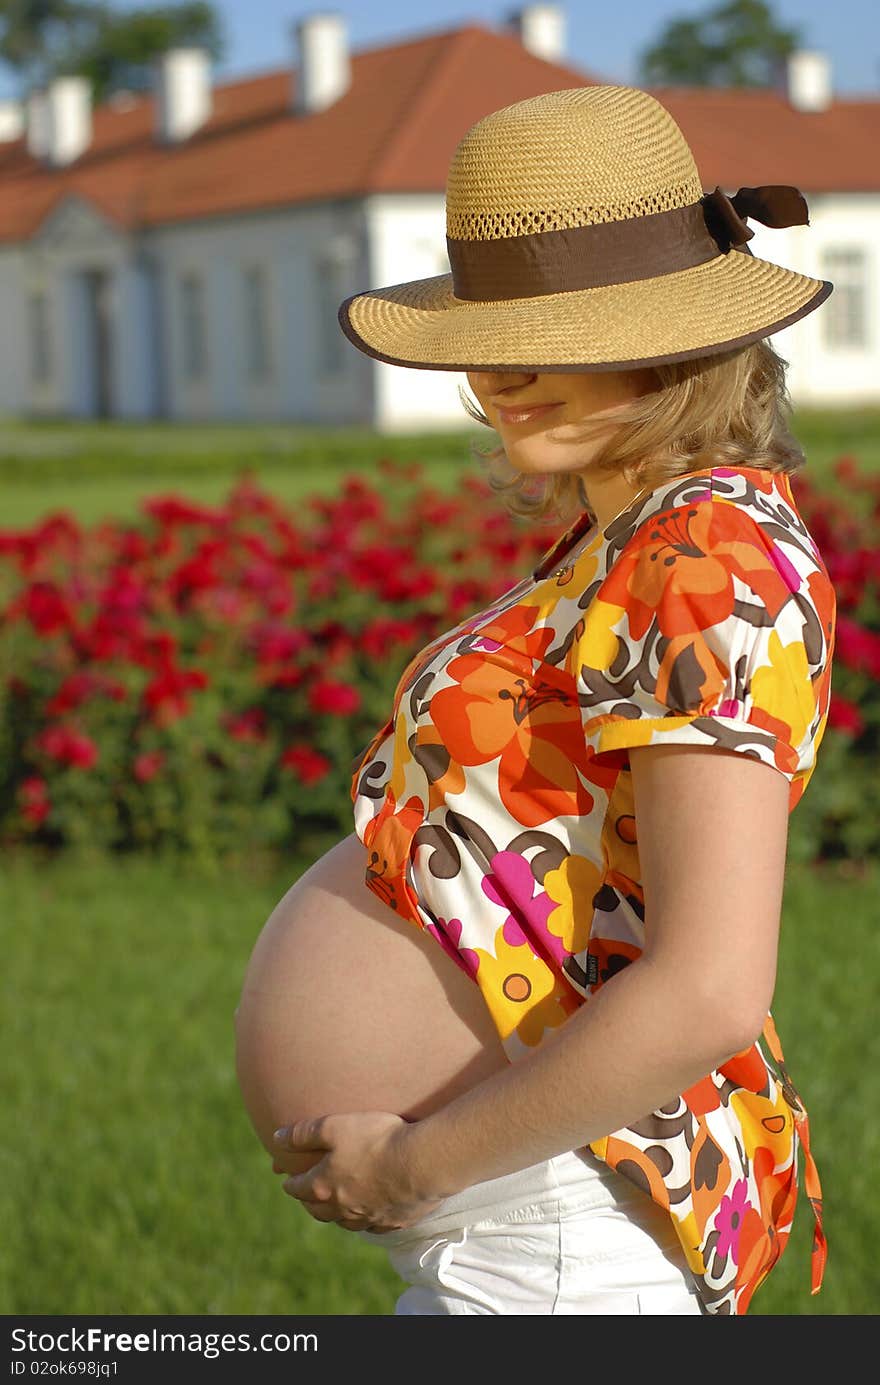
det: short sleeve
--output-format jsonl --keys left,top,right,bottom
{"left": 569, "top": 498, "right": 836, "bottom": 796}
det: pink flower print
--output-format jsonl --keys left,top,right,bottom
{"left": 768, "top": 541, "right": 801, "bottom": 594}
{"left": 709, "top": 698, "right": 742, "bottom": 719}
{"left": 425, "top": 917, "right": 479, "bottom": 979}
{"left": 482, "top": 851, "right": 561, "bottom": 961}
{"left": 713, "top": 1178, "right": 752, "bottom": 1263}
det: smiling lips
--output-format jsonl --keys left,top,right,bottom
{"left": 494, "top": 402, "right": 562, "bottom": 425}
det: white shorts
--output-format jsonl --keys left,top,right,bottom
{"left": 359, "top": 1147, "right": 703, "bottom": 1315}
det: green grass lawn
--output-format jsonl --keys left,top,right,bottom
{"left": 1, "top": 846, "right": 876, "bottom": 1316}
{"left": 0, "top": 421, "right": 485, "bottom": 529}
{"left": 1, "top": 409, "right": 878, "bottom": 528}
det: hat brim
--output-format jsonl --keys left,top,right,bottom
{"left": 338, "top": 250, "right": 832, "bottom": 373}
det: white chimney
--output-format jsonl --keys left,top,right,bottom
{"left": 784, "top": 50, "right": 832, "bottom": 112}
{"left": 507, "top": 5, "right": 566, "bottom": 63}
{"left": 45, "top": 76, "right": 92, "bottom": 165}
{"left": 0, "top": 99, "right": 24, "bottom": 143}
{"left": 26, "top": 89, "right": 51, "bottom": 159}
{"left": 294, "top": 12, "right": 350, "bottom": 114}
{"left": 155, "top": 48, "right": 212, "bottom": 143}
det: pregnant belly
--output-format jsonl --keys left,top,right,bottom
{"left": 234, "top": 831, "right": 509, "bottom": 1165}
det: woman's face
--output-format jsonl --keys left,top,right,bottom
{"left": 465, "top": 368, "right": 658, "bottom": 482}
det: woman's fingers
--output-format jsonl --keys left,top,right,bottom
{"left": 281, "top": 1170, "right": 328, "bottom": 1202}
{"left": 273, "top": 1117, "right": 331, "bottom": 1153}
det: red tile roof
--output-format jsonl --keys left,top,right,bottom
{"left": 0, "top": 22, "right": 876, "bottom": 243}
{"left": 654, "top": 85, "right": 880, "bottom": 193}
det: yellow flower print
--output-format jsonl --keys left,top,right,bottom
{"left": 545, "top": 546, "right": 601, "bottom": 596}
{"left": 730, "top": 1088, "right": 793, "bottom": 1165}
{"left": 472, "top": 924, "right": 571, "bottom": 1046}
{"left": 672, "top": 1209, "right": 708, "bottom": 1277}
{"left": 749, "top": 628, "right": 814, "bottom": 751}
{"left": 543, "top": 854, "right": 603, "bottom": 954}
{"left": 388, "top": 710, "right": 414, "bottom": 801}
{"left": 574, "top": 597, "right": 625, "bottom": 674}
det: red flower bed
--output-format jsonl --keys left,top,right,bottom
{"left": 0, "top": 456, "right": 876, "bottom": 862}
{"left": 784, "top": 457, "right": 880, "bottom": 862}
{"left": 0, "top": 461, "right": 553, "bottom": 856}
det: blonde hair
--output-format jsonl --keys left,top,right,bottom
{"left": 459, "top": 340, "right": 805, "bottom": 525}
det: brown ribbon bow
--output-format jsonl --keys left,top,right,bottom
{"left": 701, "top": 185, "right": 810, "bottom": 254}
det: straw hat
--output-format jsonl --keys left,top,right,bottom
{"left": 338, "top": 86, "right": 832, "bottom": 373}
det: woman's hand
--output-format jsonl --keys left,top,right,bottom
{"left": 271, "top": 1111, "right": 445, "bottom": 1234}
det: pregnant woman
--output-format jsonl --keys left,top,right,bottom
{"left": 235, "top": 87, "right": 836, "bottom": 1316}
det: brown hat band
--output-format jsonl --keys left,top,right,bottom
{"left": 447, "top": 186, "right": 810, "bottom": 302}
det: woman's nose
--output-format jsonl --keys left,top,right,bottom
{"left": 470, "top": 371, "right": 536, "bottom": 396}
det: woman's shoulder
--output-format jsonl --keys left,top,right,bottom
{"left": 608, "top": 464, "right": 833, "bottom": 591}
{"left": 588, "top": 463, "right": 836, "bottom": 667}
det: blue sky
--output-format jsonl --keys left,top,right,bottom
{"left": 1, "top": 1, "right": 878, "bottom": 97}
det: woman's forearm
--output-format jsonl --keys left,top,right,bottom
{"left": 400, "top": 954, "right": 754, "bottom": 1201}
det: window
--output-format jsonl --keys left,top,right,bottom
{"left": 820, "top": 247, "right": 869, "bottom": 350}
{"left": 243, "top": 265, "right": 272, "bottom": 382}
{"left": 315, "top": 258, "right": 345, "bottom": 375}
{"left": 315, "top": 234, "right": 359, "bottom": 376}
{"left": 180, "top": 272, "right": 207, "bottom": 380}
{"left": 28, "top": 291, "right": 52, "bottom": 384}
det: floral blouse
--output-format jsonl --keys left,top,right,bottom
{"left": 350, "top": 464, "right": 835, "bottom": 1316}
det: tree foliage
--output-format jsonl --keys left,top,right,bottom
{"left": 0, "top": 1, "right": 223, "bottom": 98}
{"left": 70, "top": 5, "right": 222, "bottom": 99}
{"left": 638, "top": 0, "right": 803, "bottom": 88}
{"left": 0, "top": 1, "right": 100, "bottom": 85}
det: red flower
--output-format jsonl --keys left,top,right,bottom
{"left": 280, "top": 744, "right": 332, "bottom": 785}
{"left": 45, "top": 670, "right": 127, "bottom": 716}
{"left": 201, "top": 587, "right": 248, "bottom": 623}
{"left": 133, "top": 751, "right": 165, "bottom": 782}
{"left": 835, "top": 616, "right": 880, "bottom": 677}
{"left": 251, "top": 623, "right": 310, "bottom": 665}
{"left": 827, "top": 694, "right": 865, "bottom": 737}
{"left": 22, "top": 581, "right": 72, "bottom": 635}
{"left": 360, "top": 617, "right": 420, "bottom": 660}
{"left": 142, "top": 495, "right": 228, "bottom": 526}
{"left": 258, "top": 667, "right": 306, "bottom": 691}
{"left": 225, "top": 707, "right": 268, "bottom": 742}
{"left": 144, "top": 666, "right": 209, "bottom": 724}
{"left": 36, "top": 724, "right": 99, "bottom": 769}
{"left": 314, "top": 620, "right": 355, "bottom": 663}
{"left": 308, "top": 678, "right": 361, "bottom": 716}
{"left": 19, "top": 776, "right": 51, "bottom": 824}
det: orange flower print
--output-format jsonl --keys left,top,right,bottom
{"left": 733, "top": 1144, "right": 797, "bottom": 1311}
{"left": 599, "top": 499, "right": 794, "bottom": 644}
{"left": 411, "top": 724, "right": 466, "bottom": 812}
{"left": 430, "top": 642, "right": 596, "bottom": 829}
{"left": 361, "top": 791, "right": 424, "bottom": 926}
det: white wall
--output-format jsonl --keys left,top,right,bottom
{"left": 2, "top": 187, "right": 876, "bottom": 425}
{"left": 749, "top": 193, "right": 880, "bottom": 405}
{"left": 149, "top": 203, "right": 374, "bottom": 423}
{"left": 364, "top": 194, "right": 473, "bottom": 432}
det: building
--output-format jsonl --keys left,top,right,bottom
{"left": 0, "top": 6, "right": 877, "bottom": 430}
